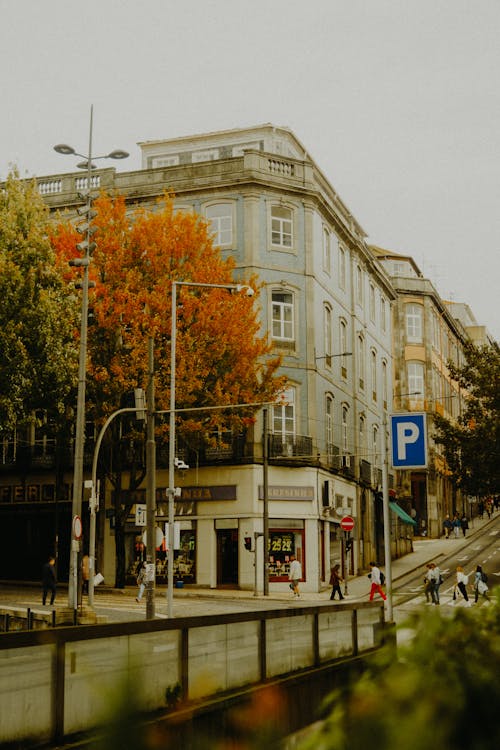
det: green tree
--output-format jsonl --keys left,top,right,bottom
{"left": 0, "top": 170, "right": 78, "bottom": 482}
{"left": 434, "top": 342, "right": 500, "bottom": 498}
{"left": 52, "top": 192, "right": 284, "bottom": 587}
{"left": 301, "top": 592, "right": 500, "bottom": 750}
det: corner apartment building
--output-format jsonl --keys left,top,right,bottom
{"left": 371, "top": 247, "right": 470, "bottom": 537}
{"left": 2, "top": 125, "right": 404, "bottom": 589}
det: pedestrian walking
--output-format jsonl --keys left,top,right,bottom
{"left": 329, "top": 563, "right": 344, "bottom": 600}
{"left": 368, "top": 562, "right": 387, "bottom": 601}
{"left": 428, "top": 562, "right": 442, "bottom": 605}
{"left": 443, "top": 515, "right": 453, "bottom": 539}
{"left": 452, "top": 514, "right": 461, "bottom": 538}
{"left": 454, "top": 565, "right": 471, "bottom": 606}
{"left": 289, "top": 554, "right": 302, "bottom": 598}
{"left": 42, "top": 556, "right": 57, "bottom": 605}
{"left": 136, "top": 561, "right": 146, "bottom": 602}
{"left": 460, "top": 515, "right": 469, "bottom": 537}
{"left": 81, "top": 554, "right": 90, "bottom": 595}
{"left": 474, "top": 565, "right": 489, "bottom": 603}
{"left": 423, "top": 564, "right": 433, "bottom": 602}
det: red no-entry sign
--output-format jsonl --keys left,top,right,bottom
{"left": 340, "top": 515, "right": 355, "bottom": 532}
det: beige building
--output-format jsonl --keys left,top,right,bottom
{"left": 2, "top": 125, "right": 415, "bottom": 588}
{"left": 371, "top": 247, "right": 471, "bottom": 537}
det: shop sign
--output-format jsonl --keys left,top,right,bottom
{"left": 258, "top": 485, "right": 314, "bottom": 501}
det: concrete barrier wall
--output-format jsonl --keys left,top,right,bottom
{"left": 0, "top": 601, "right": 384, "bottom": 746}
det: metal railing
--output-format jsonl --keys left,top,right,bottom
{"left": 0, "top": 600, "right": 384, "bottom": 746}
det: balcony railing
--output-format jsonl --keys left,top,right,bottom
{"left": 268, "top": 434, "right": 313, "bottom": 460}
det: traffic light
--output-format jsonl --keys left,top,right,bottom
{"left": 75, "top": 195, "right": 98, "bottom": 256}
{"left": 345, "top": 538, "right": 353, "bottom": 552}
{"left": 244, "top": 536, "right": 252, "bottom": 551}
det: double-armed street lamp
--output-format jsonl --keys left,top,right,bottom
{"left": 54, "top": 105, "right": 128, "bottom": 609}
{"left": 166, "top": 281, "right": 254, "bottom": 618}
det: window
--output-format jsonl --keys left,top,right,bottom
{"left": 356, "top": 265, "right": 363, "bottom": 306}
{"left": 370, "top": 349, "right": 377, "bottom": 401}
{"left": 339, "top": 245, "right": 345, "bottom": 289}
{"left": 369, "top": 284, "right": 376, "bottom": 322}
{"left": 322, "top": 227, "right": 331, "bottom": 273}
{"left": 326, "top": 394, "right": 334, "bottom": 448}
{"left": 357, "top": 334, "right": 365, "bottom": 390}
{"left": 151, "top": 155, "right": 179, "bottom": 167}
{"left": 271, "top": 205, "right": 293, "bottom": 248}
{"left": 342, "top": 405, "right": 349, "bottom": 453}
{"left": 324, "top": 304, "right": 332, "bottom": 365}
{"left": 359, "top": 415, "right": 366, "bottom": 457}
{"left": 382, "top": 360, "right": 388, "bottom": 409}
{"left": 406, "top": 303, "right": 423, "bottom": 343}
{"left": 273, "top": 387, "right": 295, "bottom": 439}
{"left": 372, "top": 425, "right": 379, "bottom": 466}
{"left": 272, "top": 291, "right": 294, "bottom": 341}
{"left": 339, "top": 246, "right": 346, "bottom": 290}
{"left": 206, "top": 203, "right": 233, "bottom": 248}
{"left": 408, "top": 362, "right": 425, "bottom": 400}
{"left": 380, "top": 296, "right": 387, "bottom": 332}
{"left": 340, "top": 319, "right": 348, "bottom": 377}
{"left": 192, "top": 149, "right": 218, "bottom": 162}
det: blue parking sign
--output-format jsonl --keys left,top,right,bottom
{"left": 390, "top": 413, "right": 427, "bottom": 469}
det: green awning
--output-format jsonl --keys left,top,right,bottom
{"left": 389, "top": 501, "right": 417, "bottom": 526}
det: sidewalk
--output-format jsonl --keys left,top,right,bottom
{"left": 1, "top": 513, "right": 495, "bottom": 611}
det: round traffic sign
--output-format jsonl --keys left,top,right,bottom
{"left": 340, "top": 515, "right": 355, "bottom": 532}
{"left": 72, "top": 515, "right": 83, "bottom": 540}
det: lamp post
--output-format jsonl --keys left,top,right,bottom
{"left": 167, "top": 281, "right": 254, "bottom": 618}
{"left": 54, "top": 105, "right": 128, "bottom": 609}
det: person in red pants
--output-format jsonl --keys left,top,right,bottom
{"left": 368, "top": 561, "right": 387, "bottom": 601}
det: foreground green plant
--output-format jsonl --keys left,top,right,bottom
{"left": 301, "top": 590, "right": 500, "bottom": 750}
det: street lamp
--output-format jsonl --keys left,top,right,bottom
{"left": 55, "top": 105, "right": 128, "bottom": 610}
{"left": 167, "top": 281, "right": 254, "bottom": 618}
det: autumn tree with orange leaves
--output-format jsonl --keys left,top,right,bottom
{"left": 52, "top": 193, "right": 284, "bottom": 586}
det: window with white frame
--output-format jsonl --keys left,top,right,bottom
{"left": 273, "top": 387, "right": 295, "bottom": 439}
{"left": 192, "top": 149, "right": 218, "bottom": 163}
{"left": 324, "top": 304, "right": 332, "bottom": 364}
{"left": 205, "top": 203, "right": 233, "bottom": 248}
{"left": 356, "top": 265, "right": 363, "bottom": 306}
{"left": 357, "top": 334, "right": 365, "bottom": 390}
{"left": 359, "top": 415, "right": 366, "bottom": 458}
{"left": 340, "top": 319, "right": 348, "bottom": 377}
{"left": 342, "top": 404, "right": 349, "bottom": 453}
{"left": 372, "top": 425, "right": 379, "bottom": 466}
{"left": 322, "top": 227, "right": 331, "bottom": 273}
{"left": 406, "top": 303, "right": 423, "bottom": 342}
{"left": 380, "top": 296, "right": 387, "bottom": 332}
{"left": 371, "top": 349, "right": 377, "bottom": 401}
{"left": 369, "top": 283, "right": 376, "bottom": 322}
{"left": 152, "top": 155, "right": 180, "bottom": 168}
{"left": 408, "top": 362, "right": 425, "bottom": 400}
{"left": 382, "top": 359, "right": 388, "bottom": 409}
{"left": 339, "top": 246, "right": 346, "bottom": 290}
{"left": 272, "top": 291, "right": 294, "bottom": 341}
{"left": 271, "top": 205, "right": 293, "bottom": 248}
{"left": 326, "top": 394, "right": 334, "bottom": 449}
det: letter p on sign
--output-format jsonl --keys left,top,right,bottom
{"left": 390, "top": 413, "right": 427, "bottom": 469}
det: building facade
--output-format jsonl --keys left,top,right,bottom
{"left": 371, "top": 247, "right": 471, "bottom": 537}
{"left": 2, "top": 125, "right": 413, "bottom": 589}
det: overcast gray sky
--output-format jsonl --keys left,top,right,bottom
{"left": 1, "top": 0, "right": 499, "bottom": 339}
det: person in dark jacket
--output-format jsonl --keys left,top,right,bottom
{"left": 329, "top": 563, "right": 344, "bottom": 600}
{"left": 42, "top": 556, "right": 57, "bottom": 605}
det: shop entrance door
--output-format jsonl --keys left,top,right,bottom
{"left": 216, "top": 529, "right": 238, "bottom": 586}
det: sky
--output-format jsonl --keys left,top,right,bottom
{"left": 1, "top": 0, "right": 499, "bottom": 340}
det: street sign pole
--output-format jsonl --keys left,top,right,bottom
{"left": 382, "top": 413, "right": 393, "bottom": 621}
{"left": 340, "top": 516, "right": 355, "bottom": 596}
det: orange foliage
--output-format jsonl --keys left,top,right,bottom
{"left": 50, "top": 192, "right": 284, "bottom": 432}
